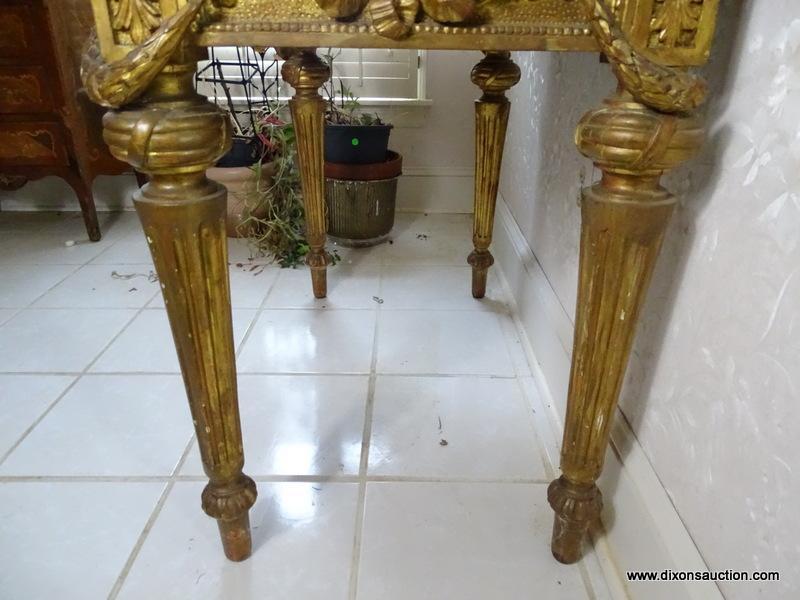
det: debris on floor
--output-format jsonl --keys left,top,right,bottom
{"left": 111, "top": 270, "right": 158, "bottom": 283}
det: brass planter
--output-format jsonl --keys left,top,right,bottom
{"left": 325, "top": 177, "right": 398, "bottom": 247}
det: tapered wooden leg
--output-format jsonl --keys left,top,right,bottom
{"left": 469, "top": 52, "right": 520, "bottom": 298}
{"left": 64, "top": 171, "right": 101, "bottom": 242}
{"left": 103, "top": 64, "right": 256, "bottom": 561}
{"left": 282, "top": 50, "right": 331, "bottom": 299}
{"left": 549, "top": 91, "right": 704, "bottom": 563}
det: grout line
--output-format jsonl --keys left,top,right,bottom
{"left": 0, "top": 474, "right": 553, "bottom": 485}
{"left": 0, "top": 370, "right": 518, "bottom": 378}
{"left": 0, "top": 375, "right": 81, "bottom": 466}
{"left": 106, "top": 435, "right": 196, "bottom": 600}
{"left": 16, "top": 262, "right": 84, "bottom": 310}
{"left": 0, "top": 301, "right": 148, "bottom": 467}
{"left": 347, "top": 263, "right": 383, "bottom": 600}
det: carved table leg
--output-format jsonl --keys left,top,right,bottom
{"left": 64, "top": 170, "right": 101, "bottom": 242}
{"left": 468, "top": 52, "right": 520, "bottom": 298}
{"left": 283, "top": 50, "right": 331, "bottom": 299}
{"left": 103, "top": 62, "right": 256, "bottom": 561}
{"left": 548, "top": 90, "right": 704, "bottom": 563}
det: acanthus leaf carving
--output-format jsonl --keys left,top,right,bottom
{"left": 110, "top": 0, "right": 162, "bottom": 45}
{"left": 584, "top": 0, "right": 708, "bottom": 114}
{"left": 649, "top": 0, "right": 704, "bottom": 48}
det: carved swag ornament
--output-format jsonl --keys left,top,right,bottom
{"left": 84, "top": 0, "right": 708, "bottom": 115}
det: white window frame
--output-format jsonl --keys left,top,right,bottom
{"left": 196, "top": 48, "right": 430, "bottom": 108}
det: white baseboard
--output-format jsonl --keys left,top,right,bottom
{"left": 492, "top": 195, "right": 722, "bottom": 600}
{"left": 0, "top": 171, "right": 474, "bottom": 215}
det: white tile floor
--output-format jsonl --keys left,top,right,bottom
{"left": 0, "top": 211, "right": 614, "bottom": 600}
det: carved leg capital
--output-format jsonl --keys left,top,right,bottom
{"left": 551, "top": 91, "right": 704, "bottom": 562}
{"left": 283, "top": 50, "right": 331, "bottom": 299}
{"left": 470, "top": 51, "right": 520, "bottom": 298}
{"left": 103, "top": 63, "right": 256, "bottom": 562}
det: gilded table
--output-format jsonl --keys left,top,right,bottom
{"left": 82, "top": 0, "right": 720, "bottom": 565}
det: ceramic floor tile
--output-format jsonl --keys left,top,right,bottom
{"left": 33, "top": 265, "right": 160, "bottom": 309}
{"left": 182, "top": 375, "right": 367, "bottom": 476}
{"left": 356, "top": 482, "right": 590, "bottom": 600}
{"left": 369, "top": 376, "right": 546, "bottom": 480}
{"left": 0, "top": 374, "right": 74, "bottom": 458}
{"left": 238, "top": 309, "right": 375, "bottom": 374}
{"left": 0, "top": 375, "right": 192, "bottom": 476}
{"left": 90, "top": 232, "right": 153, "bottom": 265}
{"left": 0, "top": 309, "right": 136, "bottom": 373}
{"left": 0, "top": 264, "right": 78, "bottom": 308}
{"left": 149, "top": 264, "right": 279, "bottom": 309}
{"left": 266, "top": 266, "right": 381, "bottom": 309}
{"left": 0, "top": 232, "right": 112, "bottom": 265}
{"left": 380, "top": 265, "right": 508, "bottom": 312}
{"left": 228, "top": 237, "right": 276, "bottom": 265}
{"left": 0, "top": 309, "right": 17, "bottom": 327}
{"left": 0, "top": 481, "right": 164, "bottom": 600}
{"left": 91, "top": 309, "right": 257, "bottom": 373}
{"left": 0, "top": 211, "right": 71, "bottom": 234}
{"left": 376, "top": 310, "right": 515, "bottom": 376}
{"left": 117, "top": 482, "right": 358, "bottom": 600}
{"left": 381, "top": 213, "right": 473, "bottom": 266}
{"left": 328, "top": 238, "right": 385, "bottom": 267}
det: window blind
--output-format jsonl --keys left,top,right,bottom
{"left": 196, "top": 47, "right": 423, "bottom": 104}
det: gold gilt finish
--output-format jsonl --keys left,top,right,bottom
{"left": 548, "top": 91, "right": 705, "bottom": 563}
{"left": 469, "top": 51, "right": 520, "bottom": 298}
{"left": 81, "top": 0, "right": 721, "bottom": 566}
{"left": 282, "top": 49, "right": 332, "bottom": 298}
{"left": 587, "top": 0, "right": 707, "bottom": 113}
{"left": 83, "top": 0, "right": 206, "bottom": 108}
{"left": 89, "top": 11, "right": 257, "bottom": 560}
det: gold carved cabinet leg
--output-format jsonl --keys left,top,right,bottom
{"left": 549, "top": 91, "right": 704, "bottom": 563}
{"left": 469, "top": 52, "right": 520, "bottom": 298}
{"left": 283, "top": 50, "right": 331, "bottom": 298}
{"left": 103, "top": 63, "right": 256, "bottom": 561}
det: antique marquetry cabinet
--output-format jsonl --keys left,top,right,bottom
{"left": 0, "top": 0, "right": 133, "bottom": 240}
{"left": 82, "top": 0, "right": 721, "bottom": 567}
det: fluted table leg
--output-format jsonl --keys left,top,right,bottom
{"left": 469, "top": 52, "right": 520, "bottom": 298}
{"left": 283, "top": 49, "right": 331, "bottom": 299}
{"left": 102, "top": 61, "right": 256, "bottom": 561}
{"left": 549, "top": 90, "right": 704, "bottom": 563}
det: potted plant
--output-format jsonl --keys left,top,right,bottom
{"left": 196, "top": 48, "right": 313, "bottom": 267}
{"left": 322, "top": 52, "right": 402, "bottom": 247}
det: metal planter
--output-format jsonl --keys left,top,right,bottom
{"left": 325, "top": 177, "right": 398, "bottom": 247}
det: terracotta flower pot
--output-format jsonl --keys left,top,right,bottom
{"left": 207, "top": 162, "right": 276, "bottom": 238}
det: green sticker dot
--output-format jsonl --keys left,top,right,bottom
{"left": 351, "top": 137, "right": 360, "bottom": 147}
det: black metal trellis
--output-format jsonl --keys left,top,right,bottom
{"left": 195, "top": 47, "right": 283, "bottom": 139}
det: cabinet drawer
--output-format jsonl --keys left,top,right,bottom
{"left": 0, "top": 5, "right": 42, "bottom": 60}
{"left": 0, "top": 122, "right": 69, "bottom": 166}
{"left": 0, "top": 66, "right": 55, "bottom": 114}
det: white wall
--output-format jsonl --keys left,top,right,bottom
{"left": 499, "top": 2, "right": 799, "bottom": 598}
{"left": 0, "top": 51, "right": 478, "bottom": 214}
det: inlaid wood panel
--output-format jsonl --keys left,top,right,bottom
{"left": 0, "top": 66, "right": 54, "bottom": 113}
{"left": 0, "top": 5, "right": 40, "bottom": 60}
{"left": 0, "top": 123, "right": 68, "bottom": 167}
